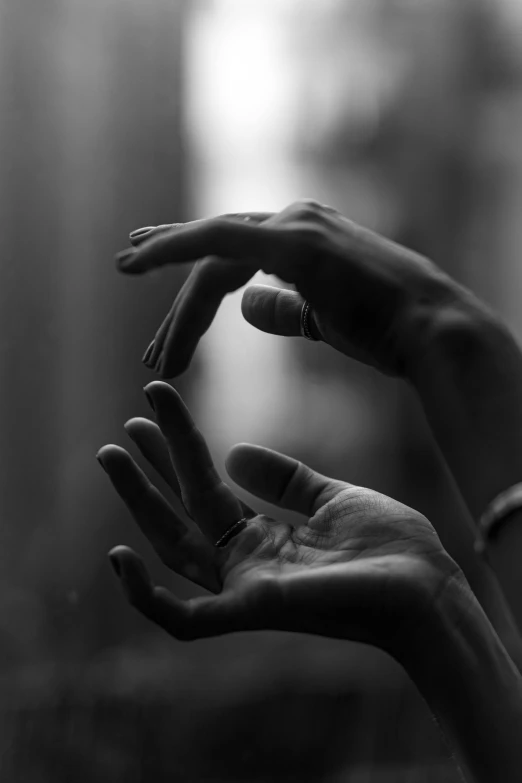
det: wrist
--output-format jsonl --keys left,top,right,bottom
{"left": 393, "top": 569, "right": 485, "bottom": 666}
{"left": 395, "top": 275, "right": 505, "bottom": 383}
{"left": 393, "top": 574, "right": 522, "bottom": 782}
{"left": 402, "top": 279, "right": 522, "bottom": 510}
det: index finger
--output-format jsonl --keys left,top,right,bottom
{"left": 149, "top": 256, "right": 260, "bottom": 378}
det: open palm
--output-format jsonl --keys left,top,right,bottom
{"left": 97, "top": 382, "right": 462, "bottom": 655}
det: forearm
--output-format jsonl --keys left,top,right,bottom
{"left": 404, "top": 291, "right": 522, "bottom": 628}
{"left": 395, "top": 576, "right": 522, "bottom": 782}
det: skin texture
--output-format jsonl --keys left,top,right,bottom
{"left": 108, "top": 204, "right": 522, "bottom": 779}
{"left": 97, "top": 382, "right": 463, "bottom": 651}
{"left": 98, "top": 384, "right": 522, "bottom": 782}
{"left": 116, "top": 201, "right": 465, "bottom": 379}
{"left": 116, "top": 201, "right": 522, "bottom": 642}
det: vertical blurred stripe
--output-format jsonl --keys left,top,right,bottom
{"left": 0, "top": 0, "right": 190, "bottom": 662}
{"left": 184, "top": 1, "right": 304, "bottom": 460}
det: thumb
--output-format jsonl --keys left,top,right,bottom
{"left": 225, "top": 443, "right": 346, "bottom": 516}
{"left": 241, "top": 284, "right": 304, "bottom": 336}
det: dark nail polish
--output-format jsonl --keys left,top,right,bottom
{"left": 142, "top": 340, "right": 155, "bottom": 364}
{"left": 144, "top": 388, "right": 156, "bottom": 412}
{"left": 158, "top": 362, "right": 172, "bottom": 380}
{"left": 96, "top": 454, "right": 107, "bottom": 473}
{"left": 153, "top": 348, "right": 166, "bottom": 373}
{"left": 108, "top": 555, "right": 121, "bottom": 578}
{"left": 130, "top": 226, "right": 154, "bottom": 239}
{"left": 115, "top": 248, "right": 137, "bottom": 269}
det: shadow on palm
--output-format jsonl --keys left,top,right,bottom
{"left": 97, "top": 382, "right": 461, "bottom": 653}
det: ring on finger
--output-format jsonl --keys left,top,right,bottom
{"left": 300, "top": 301, "right": 319, "bottom": 341}
{"left": 214, "top": 517, "right": 248, "bottom": 548}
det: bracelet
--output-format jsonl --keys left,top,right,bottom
{"left": 474, "top": 482, "right": 522, "bottom": 556}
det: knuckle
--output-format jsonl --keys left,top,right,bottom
{"left": 197, "top": 255, "right": 218, "bottom": 279}
{"left": 291, "top": 224, "right": 327, "bottom": 254}
{"left": 190, "top": 257, "right": 223, "bottom": 298}
{"left": 197, "top": 256, "right": 236, "bottom": 293}
{"left": 207, "top": 217, "right": 231, "bottom": 240}
{"left": 290, "top": 199, "right": 323, "bottom": 224}
{"left": 193, "top": 220, "right": 225, "bottom": 254}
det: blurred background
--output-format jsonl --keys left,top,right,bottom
{"left": 1, "top": 0, "right": 522, "bottom": 780}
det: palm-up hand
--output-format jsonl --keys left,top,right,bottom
{"left": 97, "top": 382, "right": 463, "bottom": 655}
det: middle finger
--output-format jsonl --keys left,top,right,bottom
{"left": 143, "top": 382, "right": 249, "bottom": 544}
{"left": 125, "top": 415, "right": 255, "bottom": 521}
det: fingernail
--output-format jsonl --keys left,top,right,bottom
{"left": 115, "top": 247, "right": 137, "bottom": 270}
{"left": 108, "top": 554, "right": 121, "bottom": 578}
{"left": 142, "top": 340, "right": 155, "bottom": 364}
{"left": 158, "top": 359, "right": 173, "bottom": 379}
{"left": 123, "top": 420, "right": 136, "bottom": 441}
{"left": 130, "top": 226, "right": 155, "bottom": 239}
{"left": 144, "top": 387, "right": 156, "bottom": 412}
{"left": 96, "top": 454, "right": 107, "bottom": 473}
{"left": 154, "top": 350, "right": 165, "bottom": 376}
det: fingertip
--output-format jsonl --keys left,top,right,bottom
{"left": 108, "top": 544, "right": 138, "bottom": 577}
{"left": 143, "top": 381, "right": 178, "bottom": 408}
{"left": 124, "top": 416, "right": 150, "bottom": 429}
{"left": 130, "top": 223, "right": 178, "bottom": 246}
{"left": 152, "top": 585, "right": 174, "bottom": 602}
{"left": 109, "top": 544, "right": 131, "bottom": 558}
{"left": 157, "top": 366, "right": 175, "bottom": 380}
{"left": 96, "top": 446, "right": 139, "bottom": 483}
{"left": 109, "top": 547, "right": 155, "bottom": 599}
{"left": 108, "top": 551, "right": 122, "bottom": 577}
{"left": 108, "top": 544, "right": 142, "bottom": 565}
{"left": 143, "top": 382, "right": 191, "bottom": 424}
{"left": 225, "top": 443, "right": 264, "bottom": 481}
{"left": 226, "top": 442, "right": 257, "bottom": 463}
{"left": 157, "top": 350, "right": 190, "bottom": 380}
{"left": 129, "top": 226, "right": 155, "bottom": 242}
{"left": 96, "top": 444, "right": 127, "bottom": 464}
{"left": 124, "top": 417, "right": 154, "bottom": 441}
{"left": 143, "top": 380, "right": 173, "bottom": 393}
{"left": 241, "top": 284, "right": 272, "bottom": 319}
{"left": 241, "top": 285, "right": 302, "bottom": 336}
{"left": 123, "top": 416, "right": 144, "bottom": 431}
{"left": 142, "top": 340, "right": 155, "bottom": 364}
{"left": 115, "top": 247, "right": 139, "bottom": 271}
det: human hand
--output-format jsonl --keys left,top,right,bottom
{"left": 116, "top": 201, "right": 473, "bottom": 378}
{"left": 97, "top": 381, "right": 463, "bottom": 653}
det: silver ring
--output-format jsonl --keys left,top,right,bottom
{"left": 300, "top": 301, "right": 319, "bottom": 341}
{"left": 215, "top": 517, "right": 248, "bottom": 548}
